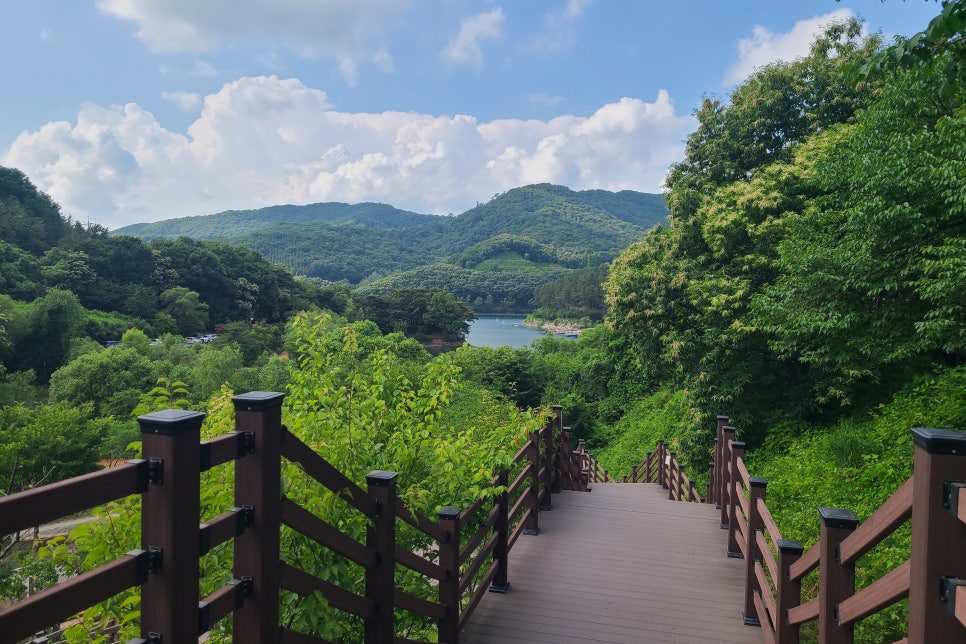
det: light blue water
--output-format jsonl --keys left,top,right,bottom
{"left": 465, "top": 316, "right": 546, "bottom": 349}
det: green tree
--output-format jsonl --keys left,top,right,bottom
{"left": 48, "top": 346, "right": 158, "bottom": 418}
{"left": 27, "top": 288, "right": 86, "bottom": 382}
{"left": 752, "top": 54, "right": 966, "bottom": 403}
{"left": 160, "top": 286, "right": 209, "bottom": 336}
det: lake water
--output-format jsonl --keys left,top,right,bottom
{"left": 465, "top": 316, "right": 546, "bottom": 349}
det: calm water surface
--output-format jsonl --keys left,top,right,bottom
{"left": 465, "top": 316, "right": 546, "bottom": 349}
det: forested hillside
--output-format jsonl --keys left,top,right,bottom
{"left": 112, "top": 201, "right": 437, "bottom": 240}
{"left": 113, "top": 184, "right": 668, "bottom": 312}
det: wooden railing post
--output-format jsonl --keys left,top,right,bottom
{"left": 539, "top": 413, "right": 556, "bottom": 508}
{"left": 708, "top": 458, "right": 715, "bottom": 505}
{"left": 549, "top": 406, "right": 562, "bottom": 496}
{"left": 525, "top": 430, "right": 540, "bottom": 535}
{"left": 438, "top": 507, "right": 462, "bottom": 644}
{"left": 491, "top": 470, "right": 510, "bottom": 593}
{"left": 715, "top": 416, "right": 730, "bottom": 509}
{"left": 908, "top": 428, "right": 966, "bottom": 644}
{"left": 630, "top": 463, "right": 638, "bottom": 484}
{"left": 577, "top": 439, "right": 588, "bottom": 491}
{"left": 657, "top": 440, "right": 667, "bottom": 488}
{"left": 817, "top": 507, "right": 858, "bottom": 644}
{"left": 743, "top": 477, "right": 766, "bottom": 625}
{"left": 138, "top": 409, "right": 205, "bottom": 643}
{"left": 232, "top": 391, "right": 285, "bottom": 644}
{"left": 727, "top": 441, "right": 745, "bottom": 558}
{"left": 720, "top": 426, "right": 736, "bottom": 529}
{"left": 668, "top": 453, "right": 676, "bottom": 500}
{"left": 776, "top": 539, "right": 803, "bottom": 644}
{"left": 365, "top": 470, "right": 398, "bottom": 644}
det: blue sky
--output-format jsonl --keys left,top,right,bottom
{"left": 0, "top": 1, "right": 941, "bottom": 230}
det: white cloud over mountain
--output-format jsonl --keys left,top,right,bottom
{"left": 2, "top": 76, "right": 692, "bottom": 229}
{"left": 724, "top": 8, "right": 855, "bottom": 84}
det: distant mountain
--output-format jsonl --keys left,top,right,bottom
{"left": 112, "top": 202, "right": 435, "bottom": 241}
{"left": 111, "top": 184, "right": 668, "bottom": 311}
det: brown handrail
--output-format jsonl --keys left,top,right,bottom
{"left": 701, "top": 419, "right": 966, "bottom": 644}
{"left": 1, "top": 393, "right": 565, "bottom": 643}
{"left": 623, "top": 440, "right": 705, "bottom": 503}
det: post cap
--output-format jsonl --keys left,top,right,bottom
{"left": 438, "top": 506, "right": 461, "bottom": 521}
{"left": 731, "top": 441, "right": 746, "bottom": 451}
{"left": 749, "top": 477, "right": 767, "bottom": 489}
{"left": 232, "top": 391, "right": 286, "bottom": 411}
{"left": 717, "top": 415, "right": 730, "bottom": 422}
{"left": 137, "top": 409, "right": 205, "bottom": 435}
{"left": 911, "top": 427, "right": 966, "bottom": 455}
{"left": 723, "top": 425, "right": 736, "bottom": 434}
{"left": 818, "top": 507, "right": 859, "bottom": 529}
{"left": 366, "top": 470, "right": 398, "bottom": 487}
{"left": 777, "top": 539, "right": 805, "bottom": 555}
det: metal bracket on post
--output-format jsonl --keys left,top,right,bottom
{"left": 234, "top": 505, "right": 255, "bottom": 535}
{"left": 147, "top": 546, "right": 163, "bottom": 573}
{"left": 940, "top": 577, "right": 965, "bottom": 614}
{"left": 148, "top": 457, "right": 164, "bottom": 485}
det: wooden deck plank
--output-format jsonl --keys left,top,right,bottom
{"left": 460, "top": 483, "right": 761, "bottom": 643}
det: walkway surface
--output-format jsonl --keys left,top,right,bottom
{"left": 460, "top": 483, "right": 762, "bottom": 643}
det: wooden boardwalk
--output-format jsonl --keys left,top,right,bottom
{"left": 460, "top": 483, "right": 762, "bottom": 643}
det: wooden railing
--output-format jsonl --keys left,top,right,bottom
{"left": 622, "top": 439, "right": 703, "bottom": 502}
{"left": 0, "top": 396, "right": 599, "bottom": 643}
{"left": 703, "top": 416, "right": 965, "bottom": 644}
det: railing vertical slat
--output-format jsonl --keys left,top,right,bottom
{"left": 548, "top": 406, "right": 562, "bottom": 498}
{"left": 776, "top": 539, "right": 804, "bottom": 644}
{"left": 438, "top": 507, "right": 462, "bottom": 644}
{"left": 232, "top": 391, "right": 285, "bottom": 644}
{"left": 491, "top": 470, "right": 510, "bottom": 593}
{"left": 525, "top": 430, "right": 540, "bottom": 535}
{"left": 138, "top": 409, "right": 205, "bottom": 642}
{"left": 817, "top": 507, "right": 858, "bottom": 644}
{"left": 715, "top": 416, "right": 730, "bottom": 509}
{"left": 727, "top": 441, "right": 745, "bottom": 558}
{"left": 720, "top": 426, "right": 736, "bottom": 528}
{"left": 743, "top": 478, "right": 767, "bottom": 625}
{"left": 365, "top": 470, "right": 397, "bottom": 644}
{"left": 907, "top": 428, "right": 966, "bottom": 644}
{"left": 657, "top": 440, "right": 667, "bottom": 488}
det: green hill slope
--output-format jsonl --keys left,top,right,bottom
{"left": 112, "top": 184, "right": 668, "bottom": 311}
{"left": 112, "top": 201, "right": 435, "bottom": 241}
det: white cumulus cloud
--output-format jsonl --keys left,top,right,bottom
{"left": 97, "top": 0, "right": 407, "bottom": 81}
{"left": 724, "top": 8, "right": 855, "bottom": 85}
{"left": 440, "top": 8, "right": 506, "bottom": 69}
{"left": 2, "top": 76, "right": 693, "bottom": 230}
{"left": 161, "top": 90, "right": 202, "bottom": 112}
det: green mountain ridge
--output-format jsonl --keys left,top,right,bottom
{"left": 111, "top": 184, "right": 668, "bottom": 311}
{"left": 112, "top": 201, "right": 435, "bottom": 241}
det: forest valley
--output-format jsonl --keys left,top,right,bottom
{"left": 1, "top": 7, "right": 965, "bottom": 643}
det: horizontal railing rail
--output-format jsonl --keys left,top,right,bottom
{"left": 705, "top": 417, "right": 966, "bottom": 644}
{"left": 622, "top": 439, "right": 704, "bottom": 502}
{"left": 0, "top": 398, "right": 601, "bottom": 643}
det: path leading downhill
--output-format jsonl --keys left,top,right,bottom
{"left": 460, "top": 483, "right": 761, "bottom": 644}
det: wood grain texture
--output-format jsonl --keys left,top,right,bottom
{"left": 460, "top": 483, "right": 761, "bottom": 643}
